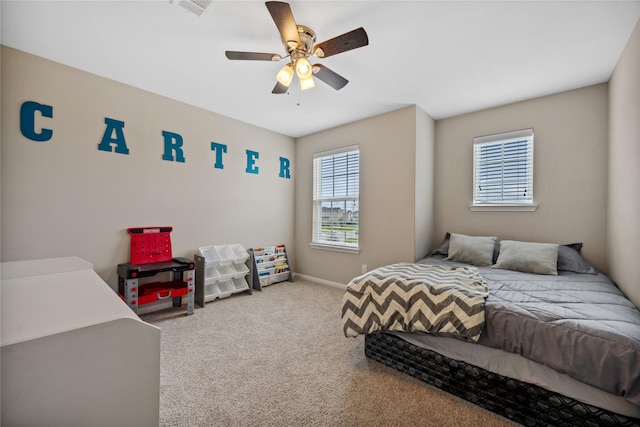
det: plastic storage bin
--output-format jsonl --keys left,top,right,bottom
{"left": 199, "top": 246, "right": 222, "bottom": 263}
{"left": 217, "top": 263, "right": 236, "bottom": 279}
{"left": 233, "top": 262, "right": 249, "bottom": 277}
{"left": 214, "top": 245, "right": 235, "bottom": 265}
{"left": 232, "top": 277, "right": 249, "bottom": 291}
{"left": 230, "top": 244, "right": 249, "bottom": 262}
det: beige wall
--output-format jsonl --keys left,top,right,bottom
{"left": 414, "top": 107, "right": 436, "bottom": 260}
{"left": 434, "top": 84, "right": 609, "bottom": 272}
{"left": 1, "top": 46, "right": 295, "bottom": 290}
{"left": 608, "top": 20, "right": 640, "bottom": 307}
{"left": 294, "top": 106, "right": 435, "bottom": 285}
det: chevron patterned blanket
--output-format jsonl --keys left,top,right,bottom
{"left": 342, "top": 263, "right": 489, "bottom": 341}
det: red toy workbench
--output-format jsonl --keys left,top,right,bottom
{"left": 117, "top": 227, "right": 195, "bottom": 316}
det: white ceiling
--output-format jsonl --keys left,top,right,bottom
{"left": 2, "top": 1, "right": 640, "bottom": 138}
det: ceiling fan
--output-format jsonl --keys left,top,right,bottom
{"left": 225, "top": 1, "right": 369, "bottom": 94}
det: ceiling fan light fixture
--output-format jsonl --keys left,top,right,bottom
{"left": 225, "top": 2, "right": 368, "bottom": 94}
{"left": 295, "top": 57, "right": 313, "bottom": 79}
{"left": 276, "top": 64, "right": 294, "bottom": 87}
{"left": 299, "top": 75, "right": 315, "bottom": 91}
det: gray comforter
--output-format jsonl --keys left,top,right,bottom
{"left": 419, "top": 255, "right": 640, "bottom": 407}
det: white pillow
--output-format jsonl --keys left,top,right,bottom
{"left": 445, "top": 233, "right": 496, "bottom": 266}
{"left": 493, "top": 240, "right": 559, "bottom": 275}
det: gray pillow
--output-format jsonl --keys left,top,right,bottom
{"left": 433, "top": 232, "right": 500, "bottom": 263}
{"left": 558, "top": 243, "right": 597, "bottom": 274}
{"left": 494, "top": 240, "right": 559, "bottom": 275}
{"left": 431, "top": 232, "right": 452, "bottom": 256}
{"left": 445, "top": 233, "right": 497, "bottom": 266}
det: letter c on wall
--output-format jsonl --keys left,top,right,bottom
{"left": 20, "top": 101, "right": 53, "bottom": 142}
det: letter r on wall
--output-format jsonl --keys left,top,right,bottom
{"left": 162, "top": 131, "right": 186, "bottom": 162}
{"left": 279, "top": 157, "right": 291, "bottom": 179}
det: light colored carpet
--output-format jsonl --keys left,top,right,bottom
{"left": 142, "top": 278, "right": 518, "bottom": 427}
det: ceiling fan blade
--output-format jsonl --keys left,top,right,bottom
{"left": 225, "top": 51, "right": 281, "bottom": 61}
{"left": 314, "top": 27, "right": 368, "bottom": 58}
{"left": 272, "top": 81, "right": 289, "bottom": 94}
{"left": 265, "top": 1, "right": 301, "bottom": 49}
{"left": 312, "top": 64, "right": 348, "bottom": 90}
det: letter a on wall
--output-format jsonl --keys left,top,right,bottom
{"left": 98, "top": 118, "right": 130, "bottom": 154}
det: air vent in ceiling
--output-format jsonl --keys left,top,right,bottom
{"left": 176, "top": 0, "right": 212, "bottom": 16}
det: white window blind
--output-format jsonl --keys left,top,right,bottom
{"left": 473, "top": 129, "right": 534, "bottom": 206}
{"left": 312, "top": 145, "right": 359, "bottom": 250}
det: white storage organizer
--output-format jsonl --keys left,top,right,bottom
{"left": 194, "top": 244, "right": 251, "bottom": 305}
{"left": 249, "top": 244, "right": 292, "bottom": 290}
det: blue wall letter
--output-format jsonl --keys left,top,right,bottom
{"left": 246, "top": 150, "right": 259, "bottom": 174}
{"left": 279, "top": 157, "right": 291, "bottom": 179}
{"left": 20, "top": 101, "right": 53, "bottom": 142}
{"left": 162, "top": 131, "right": 185, "bottom": 162}
{"left": 98, "top": 118, "right": 129, "bottom": 154}
{"left": 210, "top": 142, "right": 227, "bottom": 169}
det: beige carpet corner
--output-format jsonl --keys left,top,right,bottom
{"left": 142, "top": 279, "right": 517, "bottom": 427}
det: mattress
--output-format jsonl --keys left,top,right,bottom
{"left": 390, "top": 331, "right": 640, "bottom": 418}
{"left": 365, "top": 332, "right": 640, "bottom": 426}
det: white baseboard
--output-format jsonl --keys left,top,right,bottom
{"left": 293, "top": 273, "right": 347, "bottom": 290}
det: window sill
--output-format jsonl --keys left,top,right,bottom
{"left": 469, "top": 204, "right": 538, "bottom": 212}
{"left": 309, "top": 243, "right": 360, "bottom": 254}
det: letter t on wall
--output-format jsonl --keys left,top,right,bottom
{"left": 211, "top": 142, "right": 227, "bottom": 169}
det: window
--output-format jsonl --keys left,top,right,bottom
{"left": 312, "top": 145, "right": 359, "bottom": 252}
{"left": 472, "top": 129, "right": 535, "bottom": 211}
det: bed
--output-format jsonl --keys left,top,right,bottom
{"left": 342, "top": 234, "right": 640, "bottom": 426}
